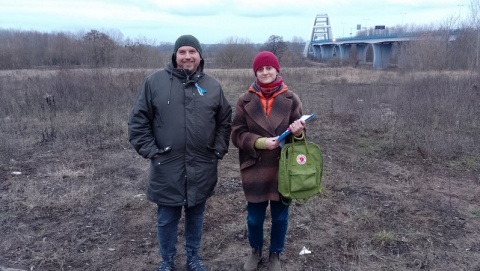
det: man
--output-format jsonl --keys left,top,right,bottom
{"left": 128, "top": 34, "right": 232, "bottom": 271}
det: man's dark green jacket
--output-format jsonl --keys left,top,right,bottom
{"left": 128, "top": 63, "right": 232, "bottom": 207}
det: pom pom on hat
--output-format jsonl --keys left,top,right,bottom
{"left": 253, "top": 51, "right": 280, "bottom": 75}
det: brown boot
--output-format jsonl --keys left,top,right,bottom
{"left": 243, "top": 248, "right": 262, "bottom": 271}
{"left": 268, "top": 252, "right": 282, "bottom": 271}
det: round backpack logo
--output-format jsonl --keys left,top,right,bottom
{"left": 296, "top": 154, "right": 307, "bottom": 165}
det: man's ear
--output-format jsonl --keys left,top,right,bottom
{"left": 171, "top": 53, "right": 177, "bottom": 68}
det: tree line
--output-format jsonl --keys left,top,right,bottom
{"left": 1, "top": 0, "right": 479, "bottom": 72}
{"left": 0, "top": 29, "right": 307, "bottom": 70}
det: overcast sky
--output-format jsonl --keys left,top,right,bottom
{"left": 0, "top": 0, "right": 470, "bottom": 44}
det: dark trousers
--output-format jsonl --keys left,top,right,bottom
{"left": 246, "top": 200, "right": 289, "bottom": 253}
{"left": 156, "top": 201, "right": 206, "bottom": 262}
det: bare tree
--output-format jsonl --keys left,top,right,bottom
{"left": 82, "top": 30, "right": 117, "bottom": 67}
{"left": 275, "top": 37, "right": 309, "bottom": 67}
{"left": 468, "top": 0, "right": 480, "bottom": 71}
{"left": 262, "top": 35, "right": 288, "bottom": 60}
{"left": 289, "top": 36, "right": 306, "bottom": 56}
{"left": 45, "top": 32, "right": 81, "bottom": 66}
{"left": 215, "top": 37, "right": 256, "bottom": 69}
{"left": 118, "top": 40, "right": 163, "bottom": 68}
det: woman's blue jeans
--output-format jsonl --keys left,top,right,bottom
{"left": 156, "top": 201, "right": 206, "bottom": 262}
{"left": 246, "top": 200, "right": 289, "bottom": 253}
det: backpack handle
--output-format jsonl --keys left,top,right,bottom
{"left": 290, "top": 136, "right": 311, "bottom": 166}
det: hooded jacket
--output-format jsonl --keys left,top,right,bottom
{"left": 128, "top": 63, "right": 232, "bottom": 207}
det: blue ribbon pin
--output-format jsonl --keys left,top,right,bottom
{"left": 195, "top": 83, "right": 207, "bottom": 96}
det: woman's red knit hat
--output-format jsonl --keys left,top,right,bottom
{"left": 252, "top": 51, "right": 280, "bottom": 75}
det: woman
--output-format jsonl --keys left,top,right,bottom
{"left": 231, "top": 51, "right": 306, "bottom": 271}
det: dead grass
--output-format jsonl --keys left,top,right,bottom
{"left": 0, "top": 67, "right": 479, "bottom": 270}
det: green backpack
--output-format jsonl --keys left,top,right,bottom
{"left": 278, "top": 137, "right": 323, "bottom": 204}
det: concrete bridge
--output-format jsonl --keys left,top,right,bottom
{"left": 305, "top": 14, "right": 457, "bottom": 69}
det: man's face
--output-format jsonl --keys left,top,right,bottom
{"left": 176, "top": 46, "right": 201, "bottom": 72}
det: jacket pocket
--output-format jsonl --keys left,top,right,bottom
{"left": 240, "top": 158, "right": 256, "bottom": 170}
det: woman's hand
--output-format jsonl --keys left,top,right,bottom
{"left": 265, "top": 137, "right": 281, "bottom": 150}
{"left": 289, "top": 119, "right": 305, "bottom": 137}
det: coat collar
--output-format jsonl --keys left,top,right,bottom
{"left": 243, "top": 88, "right": 293, "bottom": 136}
{"left": 166, "top": 63, "right": 203, "bottom": 84}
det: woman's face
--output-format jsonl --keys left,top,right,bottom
{"left": 256, "top": 66, "right": 278, "bottom": 84}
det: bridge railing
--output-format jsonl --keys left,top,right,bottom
{"left": 313, "top": 32, "right": 416, "bottom": 43}
{"left": 312, "top": 29, "right": 459, "bottom": 43}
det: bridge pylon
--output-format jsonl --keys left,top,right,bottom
{"left": 304, "top": 14, "right": 333, "bottom": 57}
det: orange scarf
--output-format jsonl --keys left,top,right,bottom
{"left": 249, "top": 83, "right": 288, "bottom": 116}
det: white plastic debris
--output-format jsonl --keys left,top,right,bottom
{"left": 299, "top": 246, "right": 311, "bottom": 255}
{"left": 11, "top": 171, "right": 22, "bottom": 175}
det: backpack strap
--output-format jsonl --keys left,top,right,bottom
{"left": 290, "top": 136, "right": 311, "bottom": 166}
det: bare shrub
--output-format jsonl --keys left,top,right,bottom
{"left": 399, "top": 33, "right": 448, "bottom": 70}
{"left": 1, "top": 66, "right": 477, "bottom": 164}
{"left": 309, "top": 68, "right": 480, "bottom": 164}
{"left": 392, "top": 72, "right": 480, "bottom": 160}
{"left": 0, "top": 68, "right": 148, "bottom": 151}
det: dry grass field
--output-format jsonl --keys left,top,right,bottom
{"left": 1, "top": 67, "right": 479, "bottom": 271}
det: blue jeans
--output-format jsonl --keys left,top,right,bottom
{"left": 246, "top": 200, "right": 289, "bottom": 253}
{"left": 156, "top": 201, "right": 206, "bottom": 262}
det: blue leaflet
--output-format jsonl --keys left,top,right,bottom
{"left": 277, "top": 113, "right": 317, "bottom": 141}
{"left": 195, "top": 83, "right": 207, "bottom": 96}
